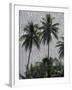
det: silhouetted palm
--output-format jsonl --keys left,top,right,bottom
{"left": 39, "top": 14, "right": 59, "bottom": 59}
{"left": 56, "top": 37, "right": 64, "bottom": 59}
{"left": 20, "top": 21, "right": 40, "bottom": 74}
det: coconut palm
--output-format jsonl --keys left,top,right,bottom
{"left": 56, "top": 37, "right": 64, "bottom": 59}
{"left": 39, "top": 14, "right": 59, "bottom": 59}
{"left": 20, "top": 21, "right": 40, "bottom": 74}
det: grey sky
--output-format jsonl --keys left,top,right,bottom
{"left": 19, "top": 10, "right": 64, "bottom": 75}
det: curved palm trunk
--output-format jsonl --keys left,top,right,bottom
{"left": 26, "top": 48, "right": 32, "bottom": 78}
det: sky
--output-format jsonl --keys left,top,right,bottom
{"left": 19, "top": 10, "right": 64, "bottom": 76}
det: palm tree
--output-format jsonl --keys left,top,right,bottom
{"left": 20, "top": 21, "right": 40, "bottom": 74}
{"left": 39, "top": 14, "right": 59, "bottom": 59}
{"left": 56, "top": 37, "right": 64, "bottom": 59}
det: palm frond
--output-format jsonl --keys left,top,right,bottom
{"left": 52, "top": 23, "right": 59, "bottom": 27}
{"left": 41, "top": 21, "right": 46, "bottom": 26}
{"left": 52, "top": 26, "right": 59, "bottom": 33}
{"left": 33, "top": 37, "right": 40, "bottom": 49}
{"left": 56, "top": 43, "right": 63, "bottom": 47}
{"left": 38, "top": 26, "right": 45, "bottom": 30}
{"left": 22, "top": 39, "right": 30, "bottom": 51}
{"left": 19, "top": 34, "right": 29, "bottom": 41}
{"left": 59, "top": 48, "right": 64, "bottom": 59}
{"left": 52, "top": 31, "right": 58, "bottom": 40}
{"left": 56, "top": 37, "right": 64, "bottom": 59}
{"left": 24, "top": 25, "right": 30, "bottom": 32}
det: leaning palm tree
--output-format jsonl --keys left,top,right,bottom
{"left": 20, "top": 21, "right": 40, "bottom": 73}
{"left": 56, "top": 37, "right": 64, "bottom": 59}
{"left": 39, "top": 14, "right": 59, "bottom": 59}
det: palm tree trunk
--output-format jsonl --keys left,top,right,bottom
{"left": 26, "top": 49, "right": 31, "bottom": 71}
{"left": 48, "top": 43, "right": 49, "bottom": 59}
{"left": 26, "top": 48, "right": 31, "bottom": 78}
{"left": 48, "top": 43, "right": 50, "bottom": 77}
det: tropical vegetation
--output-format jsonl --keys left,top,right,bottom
{"left": 19, "top": 14, "right": 64, "bottom": 79}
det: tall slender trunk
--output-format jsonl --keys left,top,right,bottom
{"left": 48, "top": 42, "right": 50, "bottom": 77}
{"left": 48, "top": 43, "right": 49, "bottom": 59}
{"left": 26, "top": 49, "right": 31, "bottom": 71}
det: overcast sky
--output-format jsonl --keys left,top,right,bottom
{"left": 19, "top": 10, "right": 64, "bottom": 75}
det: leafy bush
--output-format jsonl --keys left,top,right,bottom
{"left": 24, "top": 57, "right": 64, "bottom": 79}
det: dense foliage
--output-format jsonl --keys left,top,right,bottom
{"left": 20, "top": 57, "right": 64, "bottom": 79}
